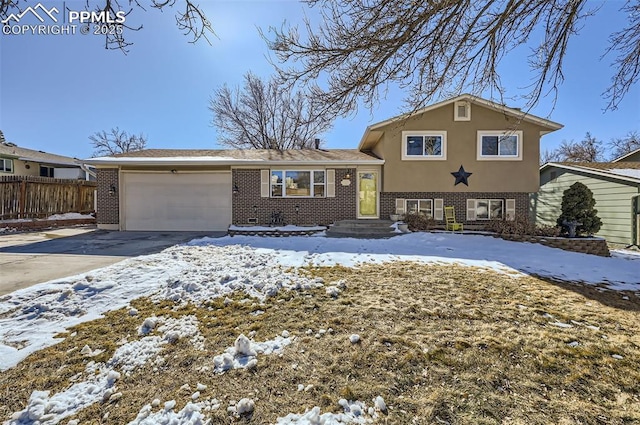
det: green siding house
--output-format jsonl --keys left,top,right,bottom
{"left": 534, "top": 160, "right": 640, "bottom": 246}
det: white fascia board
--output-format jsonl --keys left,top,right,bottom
{"left": 541, "top": 162, "right": 640, "bottom": 185}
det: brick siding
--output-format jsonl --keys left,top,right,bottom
{"left": 96, "top": 168, "right": 119, "bottom": 225}
{"left": 232, "top": 169, "right": 357, "bottom": 226}
{"left": 380, "top": 192, "right": 530, "bottom": 226}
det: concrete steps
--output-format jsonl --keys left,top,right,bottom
{"left": 326, "top": 219, "right": 398, "bottom": 238}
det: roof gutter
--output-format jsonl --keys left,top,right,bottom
{"left": 84, "top": 159, "right": 385, "bottom": 167}
{"left": 541, "top": 162, "right": 640, "bottom": 185}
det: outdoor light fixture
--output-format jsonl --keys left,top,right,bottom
{"left": 295, "top": 205, "right": 300, "bottom": 213}
{"left": 345, "top": 172, "right": 351, "bottom": 180}
{"left": 108, "top": 184, "right": 117, "bottom": 196}
{"left": 232, "top": 183, "right": 239, "bottom": 194}
{"left": 253, "top": 205, "right": 258, "bottom": 214}
{"left": 170, "top": 169, "right": 178, "bottom": 174}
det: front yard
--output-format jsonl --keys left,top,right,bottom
{"left": 1, "top": 233, "right": 638, "bottom": 424}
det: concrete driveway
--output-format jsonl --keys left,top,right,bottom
{"left": 0, "top": 228, "right": 225, "bottom": 296}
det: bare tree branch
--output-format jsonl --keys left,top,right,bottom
{"left": 608, "top": 130, "right": 640, "bottom": 160}
{"left": 263, "top": 0, "right": 637, "bottom": 117}
{"left": 0, "top": 0, "right": 215, "bottom": 52}
{"left": 89, "top": 127, "right": 147, "bottom": 156}
{"left": 209, "top": 72, "right": 334, "bottom": 150}
{"left": 543, "top": 132, "right": 605, "bottom": 163}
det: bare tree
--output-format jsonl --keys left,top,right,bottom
{"left": 608, "top": 131, "right": 640, "bottom": 160}
{"left": 540, "top": 149, "right": 563, "bottom": 165}
{"left": 0, "top": 0, "right": 214, "bottom": 52}
{"left": 90, "top": 127, "right": 147, "bottom": 156}
{"left": 209, "top": 72, "right": 333, "bottom": 150}
{"left": 264, "top": 0, "right": 640, "bottom": 116}
{"left": 543, "top": 132, "right": 604, "bottom": 163}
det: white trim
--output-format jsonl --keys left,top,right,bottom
{"left": 358, "top": 93, "right": 563, "bottom": 150}
{"left": 401, "top": 131, "right": 447, "bottom": 160}
{"left": 85, "top": 158, "right": 384, "bottom": 166}
{"left": 0, "top": 157, "right": 14, "bottom": 173}
{"left": 475, "top": 199, "right": 505, "bottom": 220}
{"left": 270, "top": 169, "right": 326, "bottom": 198}
{"left": 612, "top": 147, "right": 640, "bottom": 163}
{"left": 477, "top": 130, "right": 523, "bottom": 161}
{"left": 404, "top": 199, "right": 434, "bottom": 217}
{"left": 356, "top": 170, "right": 379, "bottom": 219}
{"left": 540, "top": 162, "right": 640, "bottom": 185}
{"left": 454, "top": 101, "right": 471, "bottom": 121}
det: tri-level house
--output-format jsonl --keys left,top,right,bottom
{"left": 86, "top": 94, "right": 562, "bottom": 231}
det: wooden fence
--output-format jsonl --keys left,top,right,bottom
{"left": 0, "top": 176, "right": 97, "bottom": 220}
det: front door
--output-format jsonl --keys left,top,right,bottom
{"left": 358, "top": 171, "right": 379, "bottom": 218}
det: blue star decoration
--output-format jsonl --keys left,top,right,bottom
{"left": 451, "top": 165, "right": 472, "bottom": 186}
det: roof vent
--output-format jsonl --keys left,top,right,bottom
{"left": 314, "top": 138, "right": 321, "bottom": 149}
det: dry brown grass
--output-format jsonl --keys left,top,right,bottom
{"left": 1, "top": 263, "right": 639, "bottom": 424}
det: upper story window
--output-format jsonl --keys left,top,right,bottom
{"left": 401, "top": 131, "right": 447, "bottom": 160}
{"left": 477, "top": 130, "right": 523, "bottom": 160}
{"left": 40, "top": 165, "right": 54, "bottom": 177}
{"left": 271, "top": 170, "right": 325, "bottom": 197}
{"left": 454, "top": 101, "right": 471, "bottom": 121}
{"left": 0, "top": 158, "right": 13, "bottom": 173}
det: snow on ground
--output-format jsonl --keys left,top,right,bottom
{"left": 1, "top": 231, "right": 638, "bottom": 423}
{"left": 229, "top": 225, "right": 326, "bottom": 232}
{"left": 191, "top": 233, "right": 640, "bottom": 290}
{"left": 277, "top": 398, "right": 382, "bottom": 424}
{"left": 8, "top": 315, "right": 203, "bottom": 424}
{"left": 0, "top": 245, "right": 319, "bottom": 371}
{"left": 1, "top": 232, "right": 638, "bottom": 374}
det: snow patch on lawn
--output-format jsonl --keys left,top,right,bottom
{"left": 8, "top": 315, "right": 202, "bottom": 423}
{"left": 276, "top": 399, "right": 380, "bottom": 424}
{"left": 212, "top": 333, "right": 293, "bottom": 373}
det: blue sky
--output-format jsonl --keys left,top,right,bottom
{"left": 0, "top": 0, "right": 638, "bottom": 160}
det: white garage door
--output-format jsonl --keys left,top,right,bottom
{"left": 122, "top": 172, "right": 232, "bottom": 231}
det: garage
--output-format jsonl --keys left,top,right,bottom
{"left": 122, "top": 172, "right": 232, "bottom": 231}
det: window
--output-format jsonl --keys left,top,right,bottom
{"left": 454, "top": 101, "right": 471, "bottom": 121}
{"left": 477, "top": 131, "right": 522, "bottom": 160}
{"left": 405, "top": 199, "right": 433, "bottom": 217}
{"left": 271, "top": 170, "right": 325, "bottom": 197}
{"left": 0, "top": 158, "right": 13, "bottom": 173}
{"left": 402, "top": 131, "right": 447, "bottom": 160}
{"left": 40, "top": 165, "right": 54, "bottom": 177}
{"left": 475, "top": 199, "right": 504, "bottom": 220}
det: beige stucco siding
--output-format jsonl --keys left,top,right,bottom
{"left": 534, "top": 168, "right": 639, "bottom": 245}
{"left": 372, "top": 103, "right": 547, "bottom": 193}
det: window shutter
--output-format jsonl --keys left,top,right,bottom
{"left": 506, "top": 199, "right": 516, "bottom": 221}
{"left": 260, "top": 170, "right": 270, "bottom": 197}
{"left": 326, "top": 169, "right": 336, "bottom": 197}
{"left": 433, "top": 199, "right": 444, "bottom": 220}
{"left": 466, "top": 199, "right": 476, "bottom": 221}
{"left": 395, "top": 199, "right": 405, "bottom": 215}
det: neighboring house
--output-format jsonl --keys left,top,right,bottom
{"left": 85, "top": 94, "right": 562, "bottom": 232}
{"left": 612, "top": 147, "right": 640, "bottom": 163}
{"left": 535, "top": 162, "right": 640, "bottom": 246}
{"left": 0, "top": 141, "right": 95, "bottom": 180}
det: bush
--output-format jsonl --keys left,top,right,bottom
{"left": 403, "top": 212, "right": 436, "bottom": 231}
{"left": 486, "top": 216, "right": 560, "bottom": 237}
{"left": 556, "top": 182, "right": 602, "bottom": 236}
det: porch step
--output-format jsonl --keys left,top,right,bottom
{"left": 326, "top": 220, "right": 398, "bottom": 238}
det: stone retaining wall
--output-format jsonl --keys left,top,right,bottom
{"left": 495, "top": 234, "right": 610, "bottom": 257}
